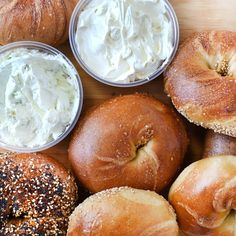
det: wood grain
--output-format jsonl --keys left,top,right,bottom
{"left": 1, "top": 0, "right": 234, "bottom": 171}
{"left": 170, "top": 0, "right": 236, "bottom": 41}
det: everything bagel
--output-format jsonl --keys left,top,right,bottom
{"left": 0, "top": 152, "right": 78, "bottom": 235}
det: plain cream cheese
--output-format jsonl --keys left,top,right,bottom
{"left": 0, "top": 48, "right": 80, "bottom": 148}
{"left": 75, "top": 0, "right": 173, "bottom": 83}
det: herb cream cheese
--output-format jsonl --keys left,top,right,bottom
{"left": 0, "top": 48, "right": 80, "bottom": 148}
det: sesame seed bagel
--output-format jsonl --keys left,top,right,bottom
{"left": 0, "top": 152, "right": 78, "bottom": 236}
{"left": 67, "top": 187, "right": 179, "bottom": 236}
{"left": 165, "top": 31, "right": 236, "bottom": 137}
{"left": 68, "top": 94, "right": 188, "bottom": 193}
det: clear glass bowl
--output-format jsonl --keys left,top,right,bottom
{"left": 0, "top": 41, "right": 83, "bottom": 153}
{"left": 69, "top": 0, "right": 179, "bottom": 87}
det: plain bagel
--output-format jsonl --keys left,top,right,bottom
{"left": 67, "top": 187, "right": 179, "bottom": 236}
{"left": 165, "top": 31, "right": 236, "bottom": 137}
{"left": 169, "top": 156, "right": 236, "bottom": 236}
{"left": 68, "top": 94, "right": 188, "bottom": 193}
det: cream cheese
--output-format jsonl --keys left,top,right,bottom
{"left": 75, "top": 0, "right": 173, "bottom": 83}
{"left": 0, "top": 48, "right": 80, "bottom": 148}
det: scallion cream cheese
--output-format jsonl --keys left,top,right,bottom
{"left": 0, "top": 48, "right": 80, "bottom": 148}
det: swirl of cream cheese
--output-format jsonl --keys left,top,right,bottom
{"left": 75, "top": 0, "right": 173, "bottom": 83}
{"left": 0, "top": 48, "right": 80, "bottom": 148}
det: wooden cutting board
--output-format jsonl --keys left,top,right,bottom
{"left": 1, "top": 0, "right": 236, "bottom": 170}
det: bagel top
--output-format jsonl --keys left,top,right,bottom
{"left": 0, "top": 0, "right": 78, "bottom": 45}
{"left": 165, "top": 31, "right": 236, "bottom": 137}
{"left": 0, "top": 152, "right": 78, "bottom": 235}
{"left": 68, "top": 94, "right": 188, "bottom": 193}
{"left": 169, "top": 155, "right": 236, "bottom": 236}
{"left": 67, "top": 187, "right": 179, "bottom": 236}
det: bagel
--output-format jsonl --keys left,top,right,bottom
{"left": 67, "top": 187, "right": 179, "bottom": 236}
{"left": 169, "top": 156, "right": 236, "bottom": 236}
{"left": 203, "top": 130, "right": 236, "bottom": 158}
{"left": 0, "top": 0, "right": 78, "bottom": 45}
{"left": 165, "top": 31, "right": 236, "bottom": 137}
{"left": 68, "top": 94, "right": 188, "bottom": 193}
{"left": 0, "top": 152, "right": 78, "bottom": 235}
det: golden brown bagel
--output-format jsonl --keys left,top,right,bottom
{"left": 0, "top": 152, "right": 78, "bottom": 235}
{"left": 169, "top": 156, "right": 236, "bottom": 236}
{"left": 67, "top": 187, "right": 179, "bottom": 236}
{"left": 0, "top": 0, "right": 78, "bottom": 45}
{"left": 165, "top": 31, "right": 236, "bottom": 137}
{"left": 203, "top": 130, "right": 236, "bottom": 158}
{"left": 68, "top": 94, "right": 188, "bottom": 193}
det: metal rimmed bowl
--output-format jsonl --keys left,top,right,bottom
{"left": 69, "top": 0, "right": 179, "bottom": 87}
{"left": 0, "top": 41, "right": 83, "bottom": 153}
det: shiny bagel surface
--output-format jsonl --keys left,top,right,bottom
{"left": 69, "top": 94, "right": 188, "bottom": 193}
{"left": 169, "top": 155, "right": 236, "bottom": 236}
{"left": 67, "top": 187, "right": 179, "bottom": 236}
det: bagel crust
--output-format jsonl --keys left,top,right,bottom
{"left": 68, "top": 94, "right": 188, "bottom": 193}
{"left": 67, "top": 187, "right": 179, "bottom": 236}
{"left": 0, "top": 152, "right": 78, "bottom": 235}
{"left": 169, "top": 156, "right": 236, "bottom": 236}
{"left": 0, "top": 0, "right": 78, "bottom": 45}
{"left": 165, "top": 31, "right": 236, "bottom": 137}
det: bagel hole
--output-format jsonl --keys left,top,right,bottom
{"left": 134, "top": 127, "right": 154, "bottom": 158}
{"left": 8, "top": 208, "right": 28, "bottom": 221}
{"left": 214, "top": 59, "right": 230, "bottom": 77}
{"left": 8, "top": 202, "right": 28, "bottom": 222}
{"left": 136, "top": 143, "right": 146, "bottom": 153}
{"left": 135, "top": 139, "right": 151, "bottom": 157}
{"left": 230, "top": 209, "right": 235, "bottom": 215}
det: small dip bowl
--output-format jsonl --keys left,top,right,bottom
{"left": 69, "top": 0, "right": 179, "bottom": 87}
{"left": 0, "top": 41, "right": 83, "bottom": 152}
